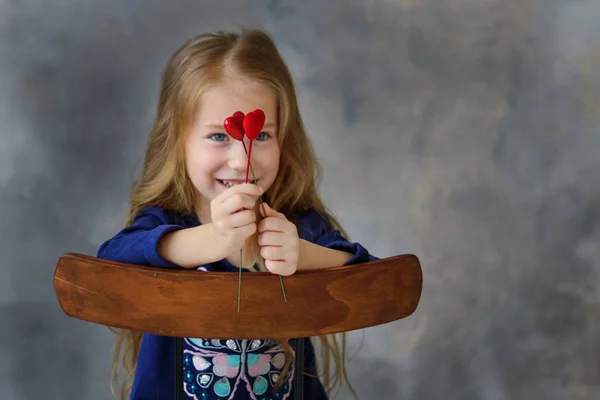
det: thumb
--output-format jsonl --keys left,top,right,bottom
{"left": 260, "top": 203, "right": 284, "bottom": 219}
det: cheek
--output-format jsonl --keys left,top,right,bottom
{"left": 271, "top": 157, "right": 280, "bottom": 174}
{"left": 257, "top": 145, "right": 280, "bottom": 169}
{"left": 185, "top": 145, "right": 218, "bottom": 176}
{"left": 271, "top": 149, "right": 281, "bottom": 172}
{"left": 188, "top": 156, "right": 216, "bottom": 176}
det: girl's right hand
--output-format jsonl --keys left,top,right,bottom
{"left": 209, "top": 183, "right": 263, "bottom": 255}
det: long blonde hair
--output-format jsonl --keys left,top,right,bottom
{"left": 110, "top": 28, "right": 358, "bottom": 399}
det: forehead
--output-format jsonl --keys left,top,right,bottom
{"left": 197, "top": 79, "right": 278, "bottom": 124}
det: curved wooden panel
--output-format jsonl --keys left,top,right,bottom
{"left": 54, "top": 253, "right": 422, "bottom": 339}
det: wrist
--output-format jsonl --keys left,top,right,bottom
{"left": 205, "top": 223, "right": 228, "bottom": 260}
{"left": 298, "top": 239, "right": 353, "bottom": 271}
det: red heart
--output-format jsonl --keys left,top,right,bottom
{"left": 243, "top": 109, "right": 265, "bottom": 140}
{"left": 224, "top": 113, "right": 245, "bottom": 141}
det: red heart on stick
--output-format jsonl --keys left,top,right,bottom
{"left": 243, "top": 109, "right": 266, "bottom": 140}
{"left": 224, "top": 112, "right": 245, "bottom": 141}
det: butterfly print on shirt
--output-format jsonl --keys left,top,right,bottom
{"left": 183, "top": 338, "right": 295, "bottom": 400}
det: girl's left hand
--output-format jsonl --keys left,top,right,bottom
{"left": 258, "top": 203, "right": 299, "bottom": 276}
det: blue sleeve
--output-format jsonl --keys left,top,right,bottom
{"left": 297, "top": 209, "right": 379, "bottom": 266}
{"left": 96, "top": 207, "right": 185, "bottom": 269}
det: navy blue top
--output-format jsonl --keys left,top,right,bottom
{"left": 97, "top": 206, "right": 378, "bottom": 400}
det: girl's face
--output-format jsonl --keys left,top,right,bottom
{"left": 185, "top": 78, "right": 281, "bottom": 219}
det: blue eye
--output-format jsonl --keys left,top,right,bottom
{"left": 256, "top": 132, "right": 268, "bottom": 141}
{"left": 211, "top": 133, "right": 227, "bottom": 142}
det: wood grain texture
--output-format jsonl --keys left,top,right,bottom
{"left": 54, "top": 253, "right": 422, "bottom": 339}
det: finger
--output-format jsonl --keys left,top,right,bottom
{"left": 224, "top": 209, "right": 256, "bottom": 229}
{"left": 258, "top": 231, "right": 283, "bottom": 246}
{"left": 213, "top": 183, "right": 263, "bottom": 205}
{"left": 265, "top": 260, "right": 294, "bottom": 276}
{"left": 261, "top": 245, "right": 286, "bottom": 261}
{"left": 219, "top": 193, "right": 259, "bottom": 217}
{"left": 242, "top": 222, "right": 257, "bottom": 237}
{"left": 259, "top": 217, "right": 291, "bottom": 233}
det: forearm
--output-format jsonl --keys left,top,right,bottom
{"left": 297, "top": 239, "right": 353, "bottom": 271}
{"left": 158, "top": 224, "right": 224, "bottom": 269}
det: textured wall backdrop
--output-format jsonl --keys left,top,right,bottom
{"left": 1, "top": 0, "right": 599, "bottom": 399}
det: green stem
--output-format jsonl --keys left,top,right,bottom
{"left": 243, "top": 141, "right": 287, "bottom": 303}
{"left": 238, "top": 250, "right": 242, "bottom": 312}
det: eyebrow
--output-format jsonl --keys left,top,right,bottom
{"left": 204, "top": 122, "right": 277, "bottom": 129}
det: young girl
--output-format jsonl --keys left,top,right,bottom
{"left": 97, "top": 28, "right": 378, "bottom": 400}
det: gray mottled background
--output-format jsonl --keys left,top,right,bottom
{"left": 1, "top": 0, "right": 599, "bottom": 399}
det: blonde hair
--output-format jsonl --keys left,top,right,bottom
{"left": 110, "top": 28, "right": 358, "bottom": 399}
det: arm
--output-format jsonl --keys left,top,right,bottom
{"left": 298, "top": 239, "right": 353, "bottom": 270}
{"left": 97, "top": 207, "right": 224, "bottom": 269}
{"left": 295, "top": 209, "right": 379, "bottom": 271}
{"left": 157, "top": 224, "right": 225, "bottom": 268}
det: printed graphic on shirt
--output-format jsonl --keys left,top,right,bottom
{"left": 183, "top": 338, "right": 294, "bottom": 400}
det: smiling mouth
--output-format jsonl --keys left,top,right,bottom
{"left": 217, "top": 179, "right": 258, "bottom": 188}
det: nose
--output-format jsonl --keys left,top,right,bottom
{"left": 227, "top": 140, "right": 248, "bottom": 171}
